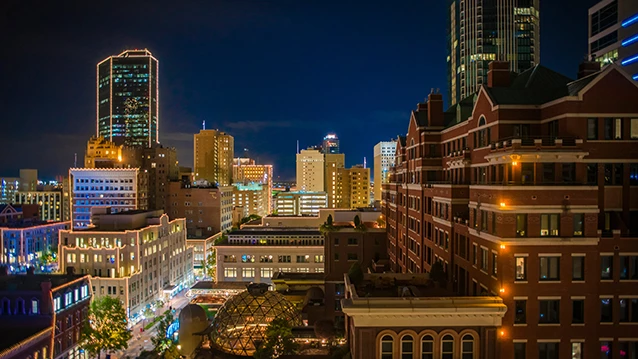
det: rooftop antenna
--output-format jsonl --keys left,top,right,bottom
{"left": 202, "top": 120, "right": 206, "bottom": 130}
{"left": 296, "top": 140, "right": 299, "bottom": 154}
{"left": 363, "top": 157, "right": 367, "bottom": 169}
{"left": 74, "top": 153, "right": 77, "bottom": 168}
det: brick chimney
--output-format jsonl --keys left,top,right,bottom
{"left": 41, "top": 281, "right": 53, "bottom": 315}
{"left": 487, "top": 61, "right": 511, "bottom": 88}
{"left": 427, "top": 90, "right": 444, "bottom": 127}
{"left": 578, "top": 60, "right": 601, "bottom": 79}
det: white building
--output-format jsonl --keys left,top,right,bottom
{"left": 373, "top": 140, "right": 397, "bottom": 206}
{"left": 215, "top": 227, "right": 324, "bottom": 283}
{"left": 69, "top": 168, "right": 139, "bottom": 229}
{"left": 275, "top": 191, "right": 327, "bottom": 216}
{"left": 58, "top": 209, "right": 194, "bottom": 321}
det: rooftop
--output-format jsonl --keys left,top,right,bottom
{"left": 190, "top": 281, "right": 251, "bottom": 291}
{"left": 272, "top": 272, "right": 326, "bottom": 281}
{"left": 0, "top": 220, "right": 68, "bottom": 229}
{"left": 228, "top": 227, "right": 322, "bottom": 236}
{"left": 0, "top": 326, "right": 51, "bottom": 352}
{"left": 349, "top": 273, "right": 454, "bottom": 298}
{"left": 0, "top": 273, "right": 88, "bottom": 292}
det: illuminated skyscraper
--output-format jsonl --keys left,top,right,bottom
{"left": 447, "top": 0, "right": 540, "bottom": 105}
{"left": 97, "top": 49, "right": 159, "bottom": 147}
{"left": 322, "top": 134, "right": 340, "bottom": 154}
{"left": 194, "top": 130, "right": 234, "bottom": 186}
{"left": 373, "top": 140, "right": 396, "bottom": 206}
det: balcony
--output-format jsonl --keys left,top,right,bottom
{"left": 490, "top": 136, "right": 582, "bottom": 152}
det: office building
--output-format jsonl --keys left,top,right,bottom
{"left": 232, "top": 183, "right": 269, "bottom": 218}
{"left": 447, "top": 0, "right": 540, "bottom": 105}
{"left": 194, "top": 130, "right": 234, "bottom": 186}
{"left": 84, "top": 136, "right": 124, "bottom": 168}
{"left": 58, "top": 209, "right": 194, "bottom": 321}
{"left": 373, "top": 140, "right": 397, "bottom": 206}
{"left": 0, "top": 270, "right": 92, "bottom": 359}
{"left": 337, "top": 166, "right": 370, "bottom": 209}
{"left": 167, "top": 180, "right": 233, "bottom": 238}
{"left": 322, "top": 133, "right": 340, "bottom": 154}
{"left": 296, "top": 149, "right": 325, "bottom": 192}
{"left": 275, "top": 191, "right": 327, "bottom": 216}
{"left": 324, "top": 153, "right": 345, "bottom": 208}
{"left": 14, "top": 190, "right": 65, "bottom": 222}
{"left": 69, "top": 168, "right": 142, "bottom": 229}
{"left": 232, "top": 160, "right": 274, "bottom": 211}
{"left": 383, "top": 62, "right": 638, "bottom": 358}
{"left": 214, "top": 227, "right": 324, "bottom": 283}
{"left": 0, "top": 221, "right": 70, "bottom": 268}
{"left": 0, "top": 178, "right": 19, "bottom": 205}
{"left": 186, "top": 233, "right": 220, "bottom": 278}
{"left": 588, "top": 0, "right": 638, "bottom": 79}
{"left": 97, "top": 49, "right": 159, "bottom": 147}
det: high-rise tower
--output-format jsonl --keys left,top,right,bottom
{"left": 322, "top": 134, "right": 340, "bottom": 154}
{"left": 447, "top": 0, "right": 540, "bottom": 106}
{"left": 194, "top": 129, "right": 234, "bottom": 186}
{"left": 97, "top": 49, "right": 159, "bottom": 147}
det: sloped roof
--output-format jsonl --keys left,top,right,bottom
{"left": 444, "top": 94, "right": 475, "bottom": 128}
{"left": 397, "top": 135, "right": 406, "bottom": 147}
{"left": 484, "top": 64, "right": 575, "bottom": 105}
{"left": 413, "top": 109, "right": 429, "bottom": 127}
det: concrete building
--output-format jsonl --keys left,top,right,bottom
{"left": 588, "top": 0, "right": 638, "bottom": 80}
{"left": 337, "top": 166, "right": 370, "bottom": 209}
{"left": 0, "top": 271, "right": 92, "bottom": 359}
{"left": 186, "top": 233, "right": 220, "bottom": 278}
{"left": 58, "top": 209, "right": 194, "bottom": 321}
{"left": 69, "top": 168, "right": 142, "bottom": 229}
{"left": 84, "top": 136, "right": 124, "bottom": 168}
{"left": 373, "top": 141, "right": 397, "bottom": 207}
{"left": 383, "top": 62, "right": 638, "bottom": 358}
{"left": 14, "top": 190, "right": 65, "bottom": 222}
{"left": 0, "top": 221, "right": 70, "bottom": 268}
{"left": 97, "top": 49, "right": 159, "bottom": 147}
{"left": 167, "top": 181, "right": 233, "bottom": 238}
{"left": 214, "top": 227, "right": 324, "bottom": 283}
{"left": 194, "top": 130, "right": 234, "bottom": 186}
{"left": 232, "top": 183, "right": 269, "bottom": 218}
{"left": 447, "top": 0, "right": 540, "bottom": 105}
{"left": 275, "top": 191, "right": 327, "bottom": 216}
{"left": 296, "top": 149, "right": 324, "bottom": 192}
{"left": 324, "top": 153, "right": 345, "bottom": 208}
{"left": 232, "top": 160, "right": 274, "bottom": 211}
{"left": 0, "top": 178, "right": 19, "bottom": 205}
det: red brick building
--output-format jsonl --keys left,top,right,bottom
{"left": 383, "top": 62, "right": 638, "bottom": 358}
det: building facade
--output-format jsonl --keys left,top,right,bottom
{"left": 325, "top": 153, "right": 345, "bottom": 208}
{"left": 215, "top": 228, "right": 324, "bottom": 283}
{"left": 0, "top": 221, "right": 70, "bottom": 268}
{"left": 186, "top": 233, "right": 220, "bottom": 278}
{"left": 296, "top": 149, "right": 325, "bottom": 192}
{"left": 14, "top": 190, "right": 64, "bottom": 222}
{"left": 588, "top": 0, "right": 638, "bottom": 79}
{"left": 337, "top": 166, "right": 370, "bottom": 209}
{"left": 232, "top": 161, "right": 274, "bottom": 211}
{"left": 194, "top": 130, "right": 234, "bottom": 186}
{"left": 384, "top": 62, "right": 638, "bottom": 358}
{"left": 374, "top": 141, "right": 397, "bottom": 207}
{"left": 447, "top": 0, "right": 540, "bottom": 106}
{"left": 69, "top": 168, "right": 141, "bottom": 229}
{"left": 275, "top": 191, "right": 328, "bottom": 216}
{"left": 58, "top": 210, "right": 193, "bottom": 321}
{"left": 232, "top": 183, "right": 269, "bottom": 218}
{"left": 167, "top": 181, "right": 233, "bottom": 237}
{"left": 97, "top": 49, "right": 159, "bottom": 147}
{"left": 322, "top": 133, "right": 340, "bottom": 154}
{"left": 0, "top": 271, "right": 92, "bottom": 359}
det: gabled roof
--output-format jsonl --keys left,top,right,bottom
{"left": 397, "top": 135, "right": 406, "bottom": 147}
{"left": 444, "top": 94, "right": 475, "bottom": 128}
{"left": 413, "top": 109, "right": 429, "bottom": 127}
{"left": 484, "top": 64, "right": 575, "bottom": 105}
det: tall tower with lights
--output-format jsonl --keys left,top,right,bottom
{"left": 97, "top": 49, "right": 159, "bottom": 147}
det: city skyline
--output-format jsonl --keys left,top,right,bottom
{"left": 1, "top": 0, "right": 599, "bottom": 180}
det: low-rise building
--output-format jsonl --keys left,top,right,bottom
{"left": 275, "top": 191, "right": 327, "bottom": 216}
{"left": 167, "top": 180, "right": 233, "bottom": 238}
{"left": 0, "top": 221, "right": 70, "bottom": 268}
{"left": 215, "top": 227, "right": 324, "bottom": 283}
{"left": 186, "top": 233, "right": 220, "bottom": 278}
{"left": 58, "top": 209, "right": 194, "bottom": 321}
{"left": 0, "top": 269, "right": 92, "bottom": 359}
{"left": 232, "top": 183, "right": 269, "bottom": 218}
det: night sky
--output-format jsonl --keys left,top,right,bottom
{"left": 0, "top": 0, "right": 598, "bottom": 181}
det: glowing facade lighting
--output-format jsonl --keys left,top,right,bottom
{"left": 499, "top": 288, "right": 505, "bottom": 293}
{"left": 500, "top": 244, "right": 506, "bottom": 249}
{"left": 500, "top": 202, "right": 506, "bottom": 208}
{"left": 621, "top": 54, "right": 638, "bottom": 66}
{"left": 622, "top": 13, "right": 638, "bottom": 28}
{"left": 633, "top": 74, "right": 638, "bottom": 81}
{"left": 622, "top": 34, "right": 638, "bottom": 47}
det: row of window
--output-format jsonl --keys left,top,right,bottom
{"left": 223, "top": 254, "right": 324, "bottom": 263}
{"left": 514, "top": 341, "right": 638, "bottom": 359}
{"left": 515, "top": 255, "right": 638, "bottom": 282}
{"left": 379, "top": 333, "right": 475, "bottom": 359}
{"left": 223, "top": 267, "right": 323, "bottom": 278}
{"left": 514, "top": 297, "right": 638, "bottom": 325}
{"left": 587, "top": 118, "right": 638, "bottom": 140}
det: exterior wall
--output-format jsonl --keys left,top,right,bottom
{"left": 186, "top": 233, "right": 219, "bottom": 277}
{"left": 59, "top": 214, "right": 193, "bottom": 319}
{"left": 337, "top": 167, "right": 370, "bottom": 209}
{"left": 84, "top": 136, "right": 122, "bottom": 168}
{"left": 69, "top": 168, "right": 139, "bottom": 228}
{"left": 193, "top": 130, "right": 234, "bottom": 186}
{"left": 384, "top": 66, "right": 638, "bottom": 358}
{"left": 0, "top": 328, "right": 51, "bottom": 359}
{"left": 325, "top": 154, "right": 345, "bottom": 208}
{"left": 0, "top": 178, "right": 20, "bottom": 205}
{"left": 374, "top": 141, "right": 397, "bottom": 206}
{"left": 167, "top": 182, "right": 233, "bottom": 237}
{"left": 296, "top": 149, "right": 324, "bottom": 192}
{"left": 324, "top": 229, "right": 387, "bottom": 282}
{"left": 142, "top": 146, "right": 179, "bottom": 212}
{"left": 232, "top": 184, "right": 269, "bottom": 218}
{"left": 275, "top": 192, "right": 327, "bottom": 216}
{"left": 14, "top": 191, "right": 64, "bottom": 222}
{"left": 232, "top": 163, "right": 274, "bottom": 211}
{"left": 0, "top": 221, "right": 71, "bottom": 266}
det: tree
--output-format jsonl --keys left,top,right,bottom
{"left": 353, "top": 215, "right": 361, "bottom": 228}
{"left": 429, "top": 261, "right": 446, "bottom": 286}
{"left": 204, "top": 250, "right": 217, "bottom": 280}
{"left": 347, "top": 261, "right": 364, "bottom": 285}
{"left": 326, "top": 214, "right": 333, "bottom": 226}
{"left": 152, "top": 311, "right": 176, "bottom": 356}
{"left": 39, "top": 246, "right": 57, "bottom": 266}
{"left": 253, "top": 317, "right": 299, "bottom": 359}
{"left": 80, "top": 296, "right": 132, "bottom": 359}
{"left": 163, "top": 345, "right": 180, "bottom": 359}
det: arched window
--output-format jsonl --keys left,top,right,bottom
{"left": 421, "top": 335, "right": 434, "bottom": 359}
{"left": 461, "top": 334, "right": 475, "bottom": 359}
{"left": 478, "top": 117, "right": 486, "bottom": 127}
{"left": 16, "top": 298, "right": 25, "bottom": 314}
{"left": 31, "top": 298, "right": 39, "bottom": 315}
{"left": 1, "top": 298, "right": 10, "bottom": 315}
{"left": 401, "top": 334, "right": 414, "bottom": 359}
{"left": 441, "top": 334, "right": 454, "bottom": 359}
{"left": 475, "top": 116, "right": 490, "bottom": 148}
{"left": 380, "top": 335, "right": 394, "bottom": 359}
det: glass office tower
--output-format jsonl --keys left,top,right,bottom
{"left": 97, "top": 49, "right": 159, "bottom": 147}
{"left": 447, "top": 0, "right": 540, "bottom": 106}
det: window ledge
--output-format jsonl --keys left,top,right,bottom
{"left": 571, "top": 323, "right": 585, "bottom": 326}
{"left": 619, "top": 322, "right": 638, "bottom": 325}
{"left": 538, "top": 323, "right": 560, "bottom": 326}
{"left": 601, "top": 280, "right": 614, "bottom": 283}
{"left": 601, "top": 322, "right": 614, "bottom": 325}
{"left": 515, "top": 281, "right": 528, "bottom": 284}
{"left": 619, "top": 279, "right": 638, "bottom": 282}
{"left": 539, "top": 281, "right": 561, "bottom": 284}
{"left": 571, "top": 280, "right": 585, "bottom": 283}
{"left": 513, "top": 324, "right": 527, "bottom": 327}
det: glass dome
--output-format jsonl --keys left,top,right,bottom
{"left": 210, "top": 289, "right": 302, "bottom": 356}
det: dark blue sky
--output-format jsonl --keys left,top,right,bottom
{"left": 0, "top": 0, "right": 598, "bottom": 181}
